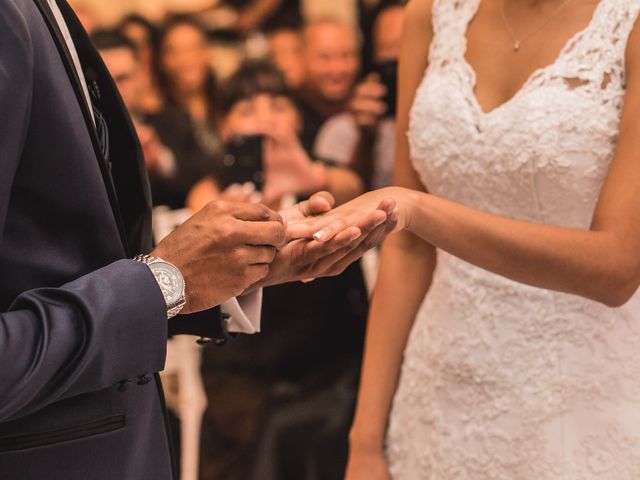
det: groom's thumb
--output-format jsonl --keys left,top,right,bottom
{"left": 299, "top": 191, "right": 335, "bottom": 217}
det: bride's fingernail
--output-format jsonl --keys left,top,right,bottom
{"left": 313, "top": 230, "right": 327, "bottom": 240}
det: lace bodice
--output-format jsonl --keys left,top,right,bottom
{"left": 411, "top": 0, "right": 636, "bottom": 226}
{"left": 386, "top": 1, "right": 640, "bottom": 478}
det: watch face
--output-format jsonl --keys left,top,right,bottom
{"left": 150, "top": 262, "right": 185, "bottom": 306}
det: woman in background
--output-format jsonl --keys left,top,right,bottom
{"left": 187, "top": 61, "right": 363, "bottom": 211}
{"left": 145, "top": 15, "right": 223, "bottom": 208}
{"left": 119, "top": 14, "right": 163, "bottom": 114}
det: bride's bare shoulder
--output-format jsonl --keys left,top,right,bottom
{"left": 625, "top": 9, "right": 640, "bottom": 75}
{"left": 404, "top": 0, "right": 435, "bottom": 36}
{"left": 405, "top": 0, "right": 434, "bottom": 24}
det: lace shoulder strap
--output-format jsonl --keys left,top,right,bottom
{"left": 428, "top": 0, "right": 480, "bottom": 66}
{"left": 540, "top": 0, "right": 640, "bottom": 94}
{"left": 591, "top": 0, "right": 640, "bottom": 53}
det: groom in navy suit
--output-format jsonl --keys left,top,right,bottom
{"left": 0, "top": 1, "right": 394, "bottom": 478}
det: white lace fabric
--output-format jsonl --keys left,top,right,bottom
{"left": 386, "top": 1, "right": 640, "bottom": 478}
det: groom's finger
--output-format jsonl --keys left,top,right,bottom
{"left": 296, "top": 191, "right": 335, "bottom": 217}
{"left": 376, "top": 198, "right": 397, "bottom": 216}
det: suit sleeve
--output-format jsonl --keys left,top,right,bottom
{"left": 0, "top": 3, "right": 168, "bottom": 422}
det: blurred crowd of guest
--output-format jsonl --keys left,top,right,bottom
{"left": 83, "top": 1, "right": 405, "bottom": 478}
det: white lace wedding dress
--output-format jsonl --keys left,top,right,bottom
{"left": 386, "top": 1, "right": 640, "bottom": 478}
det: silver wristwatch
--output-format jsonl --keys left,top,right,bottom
{"left": 134, "top": 254, "right": 186, "bottom": 319}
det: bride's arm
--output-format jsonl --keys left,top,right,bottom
{"left": 346, "top": 0, "right": 435, "bottom": 474}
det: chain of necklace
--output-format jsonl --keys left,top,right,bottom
{"left": 501, "top": 0, "right": 574, "bottom": 52}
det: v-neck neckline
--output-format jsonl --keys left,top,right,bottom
{"left": 461, "top": 0, "right": 605, "bottom": 117}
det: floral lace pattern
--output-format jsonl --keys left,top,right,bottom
{"left": 386, "top": 1, "right": 640, "bottom": 478}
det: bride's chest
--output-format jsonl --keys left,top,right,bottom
{"left": 407, "top": 62, "right": 625, "bottom": 224}
{"left": 412, "top": 61, "right": 623, "bottom": 156}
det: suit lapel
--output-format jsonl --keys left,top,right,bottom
{"left": 32, "top": 0, "right": 154, "bottom": 256}
{"left": 58, "top": 0, "right": 155, "bottom": 255}
{"left": 32, "top": 0, "right": 93, "bottom": 126}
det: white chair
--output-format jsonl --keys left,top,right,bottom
{"left": 153, "top": 206, "right": 207, "bottom": 480}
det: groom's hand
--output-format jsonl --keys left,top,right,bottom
{"left": 153, "top": 200, "right": 285, "bottom": 314}
{"left": 246, "top": 192, "right": 398, "bottom": 290}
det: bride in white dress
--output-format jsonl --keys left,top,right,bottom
{"left": 291, "top": 0, "right": 640, "bottom": 478}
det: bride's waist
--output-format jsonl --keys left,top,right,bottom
{"left": 433, "top": 251, "right": 537, "bottom": 293}
{"left": 428, "top": 251, "right": 640, "bottom": 315}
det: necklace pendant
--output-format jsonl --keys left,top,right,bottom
{"left": 513, "top": 40, "right": 521, "bottom": 52}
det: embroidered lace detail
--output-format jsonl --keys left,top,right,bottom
{"left": 386, "top": 1, "right": 640, "bottom": 478}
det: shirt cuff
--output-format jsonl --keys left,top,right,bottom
{"left": 221, "top": 289, "right": 262, "bottom": 334}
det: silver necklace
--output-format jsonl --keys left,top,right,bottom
{"left": 501, "top": 0, "right": 574, "bottom": 52}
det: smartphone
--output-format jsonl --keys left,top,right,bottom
{"left": 220, "top": 134, "right": 264, "bottom": 191}
{"left": 370, "top": 59, "right": 398, "bottom": 118}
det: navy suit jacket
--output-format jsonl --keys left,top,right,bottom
{"left": 0, "top": 1, "right": 224, "bottom": 478}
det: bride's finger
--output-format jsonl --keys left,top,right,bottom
{"left": 286, "top": 215, "right": 335, "bottom": 240}
{"left": 314, "top": 209, "right": 387, "bottom": 242}
{"left": 333, "top": 226, "right": 362, "bottom": 243}
{"left": 312, "top": 217, "right": 349, "bottom": 241}
{"left": 301, "top": 231, "right": 363, "bottom": 271}
{"left": 286, "top": 207, "right": 385, "bottom": 241}
{"left": 321, "top": 221, "right": 391, "bottom": 277}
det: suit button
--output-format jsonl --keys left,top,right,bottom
{"left": 196, "top": 336, "right": 227, "bottom": 347}
{"left": 137, "top": 375, "right": 152, "bottom": 386}
{"left": 118, "top": 380, "right": 132, "bottom": 392}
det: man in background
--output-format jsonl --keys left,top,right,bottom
{"left": 295, "top": 18, "right": 361, "bottom": 153}
{"left": 314, "top": 3, "right": 404, "bottom": 190}
{"left": 267, "top": 24, "right": 305, "bottom": 89}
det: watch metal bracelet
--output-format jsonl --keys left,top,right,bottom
{"left": 133, "top": 254, "right": 186, "bottom": 319}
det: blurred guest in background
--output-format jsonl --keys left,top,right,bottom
{"left": 146, "top": 15, "right": 223, "bottom": 208}
{"left": 186, "top": 61, "right": 368, "bottom": 480}
{"left": 119, "top": 14, "right": 164, "bottom": 114}
{"left": 92, "top": 30, "right": 180, "bottom": 207}
{"left": 296, "top": 19, "right": 361, "bottom": 153}
{"left": 266, "top": 24, "right": 305, "bottom": 90}
{"left": 314, "top": 3, "right": 404, "bottom": 190}
{"left": 73, "top": 2, "right": 98, "bottom": 35}
{"left": 221, "top": 0, "right": 301, "bottom": 35}
{"left": 154, "top": 15, "right": 222, "bottom": 160}
{"left": 187, "top": 60, "right": 363, "bottom": 211}
{"left": 357, "top": 0, "right": 403, "bottom": 73}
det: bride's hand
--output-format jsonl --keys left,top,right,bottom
{"left": 345, "top": 448, "right": 391, "bottom": 480}
{"left": 286, "top": 187, "right": 410, "bottom": 242}
{"left": 243, "top": 192, "right": 397, "bottom": 289}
